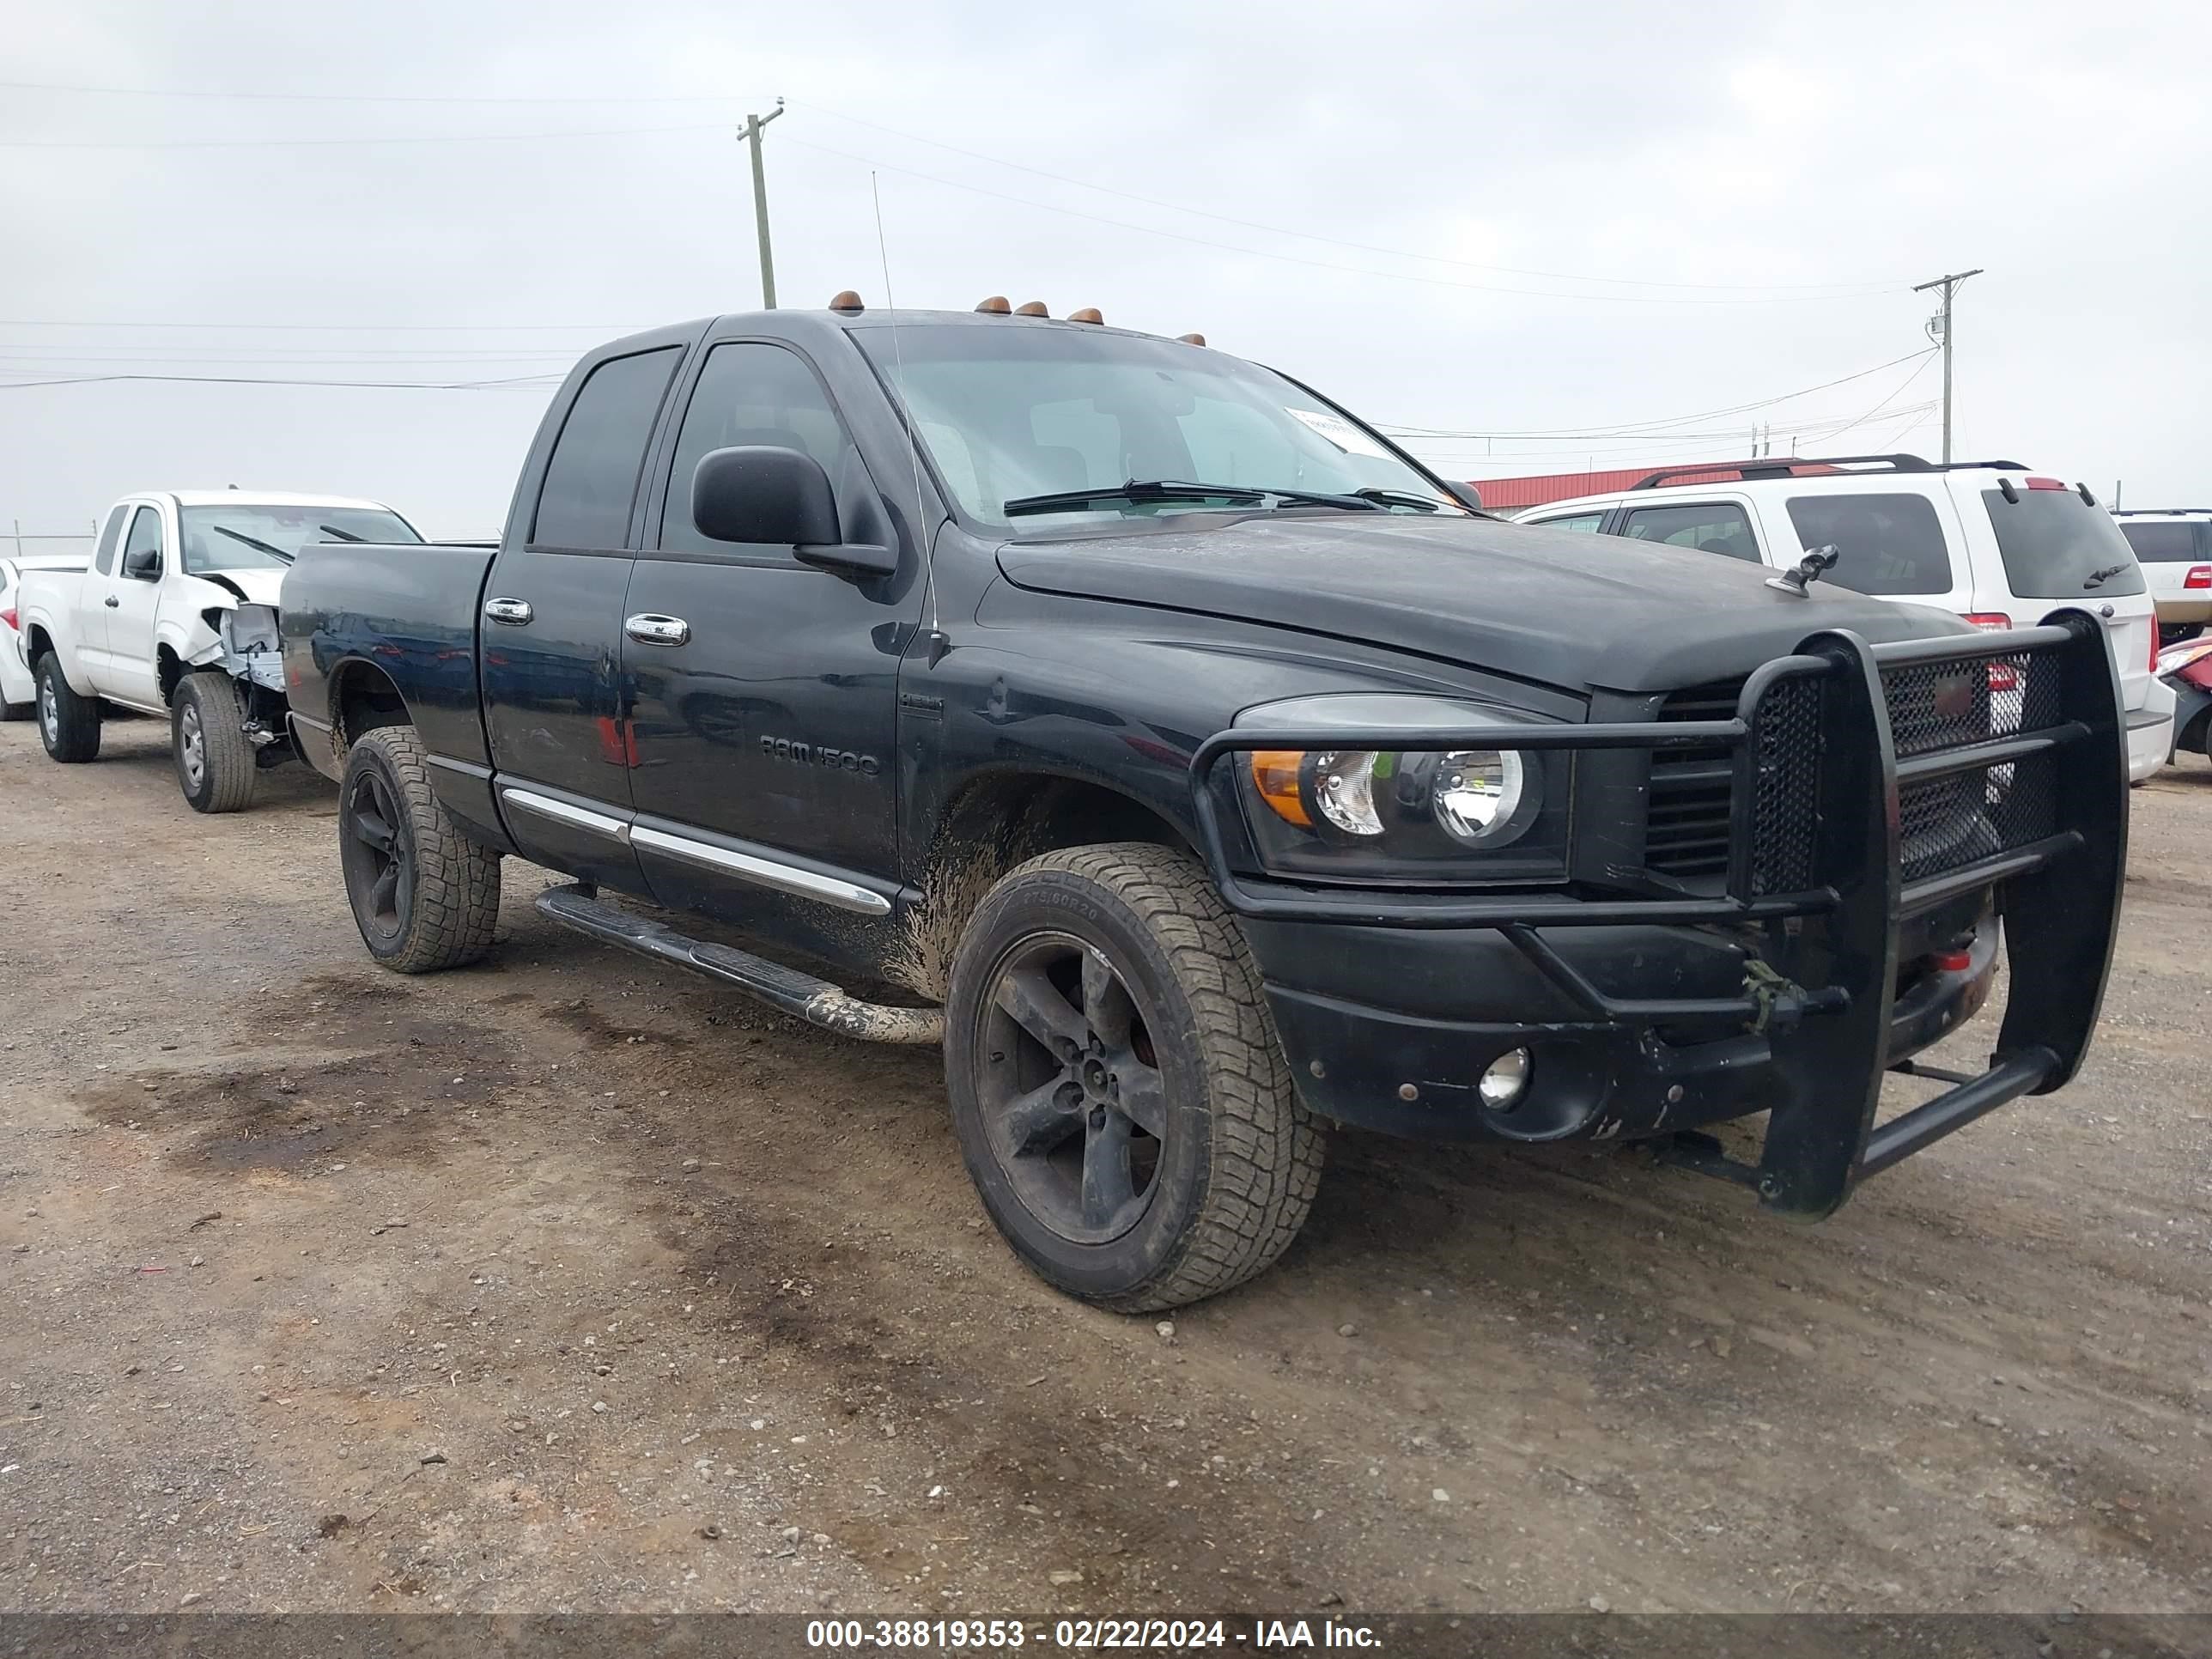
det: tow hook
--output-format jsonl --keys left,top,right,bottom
{"left": 1742, "top": 959, "right": 1849, "bottom": 1035}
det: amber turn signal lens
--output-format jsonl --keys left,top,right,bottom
{"left": 1249, "top": 750, "right": 1310, "bottom": 827}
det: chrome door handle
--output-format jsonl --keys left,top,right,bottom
{"left": 483, "top": 597, "right": 534, "bottom": 626}
{"left": 624, "top": 613, "right": 690, "bottom": 647}
{"left": 104, "top": 595, "right": 119, "bottom": 608}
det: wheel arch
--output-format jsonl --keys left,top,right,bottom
{"left": 892, "top": 767, "right": 1204, "bottom": 1003}
{"left": 326, "top": 656, "right": 414, "bottom": 763}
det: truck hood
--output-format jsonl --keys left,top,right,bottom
{"left": 188, "top": 567, "right": 286, "bottom": 609}
{"left": 995, "top": 514, "right": 1969, "bottom": 695}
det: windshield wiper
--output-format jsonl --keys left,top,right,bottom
{"left": 1002, "top": 478, "right": 1382, "bottom": 518}
{"left": 317, "top": 523, "right": 364, "bottom": 543}
{"left": 210, "top": 523, "right": 295, "bottom": 564}
{"left": 2082, "top": 562, "right": 2131, "bottom": 590}
{"left": 1350, "top": 487, "right": 1448, "bottom": 513}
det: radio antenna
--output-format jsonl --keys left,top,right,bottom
{"left": 871, "top": 172, "right": 940, "bottom": 648}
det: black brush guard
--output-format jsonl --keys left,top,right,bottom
{"left": 1187, "top": 616, "right": 2127, "bottom": 1218}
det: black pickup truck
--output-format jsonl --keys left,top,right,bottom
{"left": 281, "top": 295, "right": 2127, "bottom": 1310}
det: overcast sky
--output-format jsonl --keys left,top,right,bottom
{"left": 2, "top": 0, "right": 2204, "bottom": 542}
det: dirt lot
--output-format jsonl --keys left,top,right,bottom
{"left": 2, "top": 715, "right": 2209, "bottom": 1621}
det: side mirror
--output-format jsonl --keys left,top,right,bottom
{"left": 123, "top": 547, "right": 161, "bottom": 580}
{"left": 1440, "top": 480, "right": 1486, "bottom": 513}
{"left": 691, "top": 446, "right": 896, "bottom": 577}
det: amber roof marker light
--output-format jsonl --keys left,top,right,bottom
{"left": 1176, "top": 332, "right": 1207, "bottom": 346}
{"left": 1068, "top": 307, "right": 1104, "bottom": 325}
{"left": 975, "top": 295, "right": 1012, "bottom": 314}
{"left": 1014, "top": 301, "right": 1049, "bottom": 317}
{"left": 829, "top": 290, "right": 865, "bottom": 313}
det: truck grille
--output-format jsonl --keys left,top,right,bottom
{"left": 1882, "top": 647, "right": 2057, "bottom": 883}
{"left": 1644, "top": 681, "right": 1739, "bottom": 880}
{"left": 1644, "top": 643, "right": 2064, "bottom": 892}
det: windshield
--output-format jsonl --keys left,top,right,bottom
{"left": 179, "top": 504, "right": 421, "bottom": 574}
{"left": 853, "top": 325, "right": 1463, "bottom": 528}
{"left": 1978, "top": 489, "right": 2144, "bottom": 599}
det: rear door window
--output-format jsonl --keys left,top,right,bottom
{"left": 1980, "top": 488, "right": 2145, "bottom": 599}
{"left": 1784, "top": 492, "right": 1954, "bottom": 595}
{"left": 93, "top": 504, "right": 129, "bottom": 575}
{"left": 532, "top": 347, "right": 683, "bottom": 549}
{"left": 2118, "top": 521, "right": 2201, "bottom": 562}
{"left": 1619, "top": 501, "right": 1760, "bottom": 562}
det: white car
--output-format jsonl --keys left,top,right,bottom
{"left": 2111, "top": 508, "right": 2211, "bottom": 646}
{"left": 1513, "top": 455, "right": 2172, "bottom": 783}
{"left": 2, "top": 552, "right": 89, "bottom": 718}
{"left": 14, "top": 490, "right": 422, "bottom": 811}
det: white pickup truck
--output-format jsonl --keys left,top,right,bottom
{"left": 16, "top": 489, "right": 422, "bottom": 811}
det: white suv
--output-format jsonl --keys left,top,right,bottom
{"left": 2111, "top": 509, "right": 2212, "bottom": 646}
{"left": 1514, "top": 455, "right": 2172, "bottom": 782}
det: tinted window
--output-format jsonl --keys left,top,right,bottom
{"left": 659, "top": 343, "right": 854, "bottom": 556}
{"left": 1784, "top": 492, "right": 1953, "bottom": 595}
{"left": 1620, "top": 501, "right": 1759, "bottom": 562}
{"left": 532, "top": 347, "right": 682, "bottom": 548}
{"left": 1980, "top": 489, "right": 2145, "bottom": 599}
{"left": 2118, "top": 521, "right": 2201, "bottom": 562}
{"left": 121, "top": 506, "right": 163, "bottom": 577}
{"left": 94, "top": 504, "right": 129, "bottom": 575}
{"left": 1530, "top": 511, "right": 1605, "bottom": 533}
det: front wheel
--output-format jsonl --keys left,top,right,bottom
{"left": 173, "top": 673, "right": 257, "bottom": 813}
{"left": 33, "top": 653, "right": 100, "bottom": 763}
{"left": 944, "top": 843, "right": 1324, "bottom": 1312}
{"left": 338, "top": 725, "right": 501, "bottom": 973}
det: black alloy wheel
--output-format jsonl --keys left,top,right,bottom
{"left": 341, "top": 761, "right": 413, "bottom": 950}
{"left": 975, "top": 932, "right": 1169, "bottom": 1245}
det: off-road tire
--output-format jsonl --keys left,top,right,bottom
{"left": 33, "top": 653, "right": 100, "bottom": 762}
{"left": 338, "top": 725, "right": 500, "bottom": 974}
{"left": 172, "top": 672, "right": 257, "bottom": 813}
{"left": 944, "top": 842, "right": 1324, "bottom": 1311}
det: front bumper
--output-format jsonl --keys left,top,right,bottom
{"left": 1188, "top": 616, "right": 2127, "bottom": 1219}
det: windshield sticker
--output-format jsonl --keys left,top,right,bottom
{"left": 1287, "top": 407, "right": 1393, "bottom": 460}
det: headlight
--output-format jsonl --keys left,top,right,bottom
{"left": 1430, "top": 749, "right": 1530, "bottom": 846}
{"left": 1231, "top": 694, "right": 1567, "bottom": 881}
{"left": 1247, "top": 745, "right": 1541, "bottom": 851}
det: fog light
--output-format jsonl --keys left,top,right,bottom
{"left": 1479, "top": 1048, "right": 1531, "bottom": 1110}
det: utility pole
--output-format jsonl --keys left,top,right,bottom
{"left": 738, "top": 100, "right": 787, "bottom": 309}
{"left": 1913, "top": 268, "right": 1983, "bottom": 464}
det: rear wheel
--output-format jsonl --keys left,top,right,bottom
{"left": 944, "top": 843, "right": 1324, "bottom": 1311}
{"left": 338, "top": 726, "right": 501, "bottom": 973}
{"left": 172, "top": 673, "right": 257, "bottom": 813}
{"left": 33, "top": 653, "right": 100, "bottom": 762}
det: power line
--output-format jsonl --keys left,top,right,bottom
{"left": 0, "top": 370, "right": 562, "bottom": 391}
{"left": 0, "top": 120, "right": 730, "bottom": 150}
{"left": 0, "top": 319, "right": 640, "bottom": 332}
{"left": 783, "top": 134, "right": 1897, "bottom": 309}
{"left": 2, "top": 76, "right": 1906, "bottom": 301}
{"left": 784, "top": 101, "right": 1905, "bottom": 297}
{"left": 1377, "top": 349, "right": 1939, "bottom": 441}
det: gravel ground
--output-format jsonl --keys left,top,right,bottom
{"left": 1, "top": 715, "right": 2208, "bottom": 1620}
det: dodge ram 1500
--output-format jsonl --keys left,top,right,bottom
{"left": 278, "top": 296, "right": 2127, "bottom": 1310}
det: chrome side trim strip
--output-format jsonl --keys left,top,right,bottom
{"left": 629, "top": 824, "right": 892, "bottom": 916}
{"left": 290, "top": 711, "right": 332, "bottom": 735}
{"left": 501, "top": 787, "right": 630, "bottom": 842}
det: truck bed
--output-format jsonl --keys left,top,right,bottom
{"left": 282, "top": 538, "right": 497, "bottom": 772}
